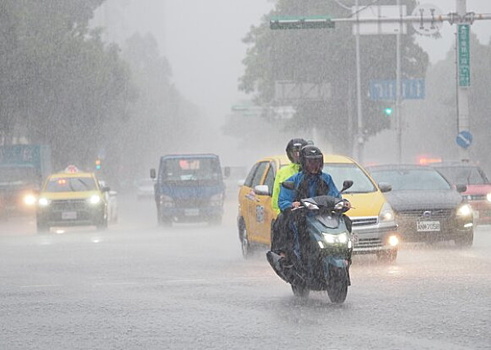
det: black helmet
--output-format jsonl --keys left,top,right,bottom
{"left": 286, "top": 138, "right": 308, "bottom": 163}
{"left": 300, "top": 145, "right": 324, "bottom": 175}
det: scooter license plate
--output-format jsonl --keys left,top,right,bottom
{"left": 416, "top": 220, "right": 440, "bottom": 232}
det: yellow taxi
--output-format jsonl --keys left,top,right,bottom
{"left": 237, "top": 154, "right": 399, "bottom": 261}
{"left": 36, "top": 165, "right": 109, "bottom": 233}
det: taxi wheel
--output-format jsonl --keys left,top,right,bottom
{"left": 454, "top": 230, "right": 474, "bottom": 248}
{"left": 36, "top": 221, "right": 49, "bottom": 234}
{"left": 96, "top": 214, "right": 108, "bottom": 231}
{"left": 239, "top": 219, "right": 254, "bottom": 259}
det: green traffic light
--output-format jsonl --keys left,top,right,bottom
{"left": 384, "top": 107, "right": 393, "bottom": 116}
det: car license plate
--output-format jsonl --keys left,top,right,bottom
{"left": 62, "top": 211, "right": 77, "bottom": 220}
{"left": 184, "top": 209, "right": 199, "bottom": 216}
{"left": 417, "top": 220, "right": 440, "bottom": 232}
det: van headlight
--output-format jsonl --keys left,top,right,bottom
{"left": 487, "top": 193, "right": 491, "bottom": 202}
{"left": 87, "top": 195, "right": 102, "bottom": 205}
{"left": 159, "top": 194, "right": 174, "bottom": 207}
{"left": 456, "top": 203, "right": 472, "bottom": 217}
{"left": 379, "top": 202, "right": 395, "bottom": 223}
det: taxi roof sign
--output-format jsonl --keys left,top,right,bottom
{"left": 65, "top": 165, "right": 80, "bottom": 173}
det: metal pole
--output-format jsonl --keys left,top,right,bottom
{"left": 396, "top": 0, "right": 403, "bottom": 163}
{"left": 457, "top": 0, "right": 470, "bottom": 162}
{"left": 355, "top": 0, "right": 364, "bottom": 163}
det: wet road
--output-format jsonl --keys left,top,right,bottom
{"left": 0, "top": 194, "right": 490, "bottom": 349}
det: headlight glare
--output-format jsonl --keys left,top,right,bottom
{"left": 487, "top": 193, "right": 491, "bottom": 202}
{"left": 457, "top": 204, "right": 472, "bottom": 217}
{"left": 38, "top": 197, "right": 51, "bottom": 207}
{"left": 322, "top": 232, "right": 349, "bottom": 245}
{"left": 24, "top": 194, "right": 37, "bottom": 206}
{"left": 87, "top": 195, "right": 101, "bottom": 205}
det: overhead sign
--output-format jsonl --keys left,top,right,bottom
{"left": 270, "top": 16, "right": 334, "bottom": 30}
{"left": 352, "top": 5, "right": 407, "bottom": 35}
{"left": 456, "top": 131, "right": 473, "bottom": 149}
{"left": 369, "top": 79, "right": 425, "bottom": 100}
{"left": 411, "top": 3, "right": 443, "bottom": 36}
{"left": 458, "top": 24, "right": 471, "bottom": 87}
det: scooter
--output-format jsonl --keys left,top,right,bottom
{"left": 267, "top": 180, "right": 354, "bottom": 303}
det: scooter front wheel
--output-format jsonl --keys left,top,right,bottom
{"left": 291, "top": 284, "right": 310, "bottom": 298}
{"left": 327, "top": 268, "right": 348, "bottom": 303}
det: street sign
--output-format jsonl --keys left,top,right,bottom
{"left": 369, "top": 79, "right": 425, "bottom": 100}
{"left": 458, "top": 24, "right": 470, "bottom": 87}
{"left": 270, "top": 16, "right": 334, "bottom": 30}
{"left": 411, "top": 3, "right": 443, "bottom": 36}
{"left": 456, "top": 130, "right": 473, "bottom": 149}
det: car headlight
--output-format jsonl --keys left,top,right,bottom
{"left": 38, "top": 197, "right": 51, "bottom": 207}
{"left": 159, "top": 195, "right": 174, "bottom": 207}
{"left": 87, "top": 195, "right": 102, "bottom": 205}
{"left": 487, "top": 193, "right": 491, "bottom": 202}
{"left": 379, "top": 202, "right": 395, "bottom": 222}
{"left": 319, "top": 232, "right": 349, "bottom": 248}
{"left": 456, "top": 203, "right": 472, "bottom": 217}
{"left": 23, "top": 194, "right": 37, "bottom": 206}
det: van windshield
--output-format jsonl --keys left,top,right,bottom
{"left": 161, "top": 157, "right": 222, "bottom": 182}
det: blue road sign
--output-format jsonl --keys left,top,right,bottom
{"left": 369, "top": 79, "right": 425, "bottom": 100}
{"left": 456, "top": 130, "right": 473, "bottom": 149}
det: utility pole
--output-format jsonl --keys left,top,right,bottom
{"left": 456, "top": 0, "right": 471, "bottom": 162}
{"left": 355, "top": 0, "right": 364, "bottom": 163}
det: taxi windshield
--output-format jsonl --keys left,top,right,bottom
{"left": 45, "top": 177, "right": 97, "bottom": 192}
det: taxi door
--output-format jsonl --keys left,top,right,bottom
{"left": 251, "top": 161, "right": 277, "bottom": 245}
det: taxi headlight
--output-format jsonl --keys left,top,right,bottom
{"left": 24, "top": 194, "right": 37, "bottom": 206}
{"left": 456, "top": 203, "right": 472, "bottom": 217}
{"left": 487, "top": 193, "right": 491, "bottom": 202}
{"left": 379, "top": 202, "right": 395, "bottom": 222}
{"left": 38, "top": 197, "right": 51, "bottom": 207}
{"left": 87, "top": 195, "right": 102, "bottom": 205}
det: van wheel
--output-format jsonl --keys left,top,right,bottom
{"left": 36, "top": 221, "right": 49, "bottom": 234}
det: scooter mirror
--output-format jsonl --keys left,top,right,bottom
{"left": 281, "top": 181, "right": 295, "bottom": 190}
{"left": 341, "top": 180, "right": 353, "bottom": 193}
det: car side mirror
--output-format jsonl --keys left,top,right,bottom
{"left": 150, "top": 168, "right": 156, "bottom": 179}
{"left": 101, "top": 186, "right": 110, "bottom": 193}
{"left": 254, "top": 185, "right": 270, "bottom": 196}
{"left": 378, "top": 182, "right": 392, "bottom": 193}
{"left": 456, "top": 184, "right": 467, "bottom": 193}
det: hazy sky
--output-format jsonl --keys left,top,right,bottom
{"left": 117, "top": 0, "right": 491, "bottom": 122}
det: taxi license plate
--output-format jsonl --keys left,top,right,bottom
{"left": 417, "top": 221, "right": 440, "bottom": 232}
{"left": 62, "top": 211, "right": 77, "bottom": 220}
{"left": 184, "top": 209, "right": 199, "bottom": 216}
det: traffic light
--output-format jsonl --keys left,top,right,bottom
{"left": 95, "top": 159, "right": 101, "bottom": 170}
{"left": 383, "top": 107, "right": 393, "bottom": 116}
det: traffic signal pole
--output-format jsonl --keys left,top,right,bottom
{"left": 270, "top": 4, "right": 491, "bottom": 164}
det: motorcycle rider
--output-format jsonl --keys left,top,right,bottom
{"left": 270, "top": 138, "right": 309, "bottom": 253}
{"left": 278, "top": 145, "right": 347, "bottom": 266}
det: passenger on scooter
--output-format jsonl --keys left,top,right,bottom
{"left": 270, "top": 138, "right": 309, "bottom": 253}
{"left": 278, "top": 145, "right": 347, "bottom": 265}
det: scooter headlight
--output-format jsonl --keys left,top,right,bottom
{"left": 321, "top": 232, "right": 349, "bottom": 245}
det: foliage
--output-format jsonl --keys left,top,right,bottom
{"left": 237, "top": 0, "right": 429, "bottom": 153}
{"left": 0, "top": 0, "right": 133, "bottom": 170}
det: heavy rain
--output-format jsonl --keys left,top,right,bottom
{"left": 0, "top": 1, "right": 490, "bottom": 349}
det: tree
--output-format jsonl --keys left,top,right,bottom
{"left": 238, "top": 0, "right": 428, "bottom": 153}
{"left": 0, "top": 0, "right": 133, "bottom": 171}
